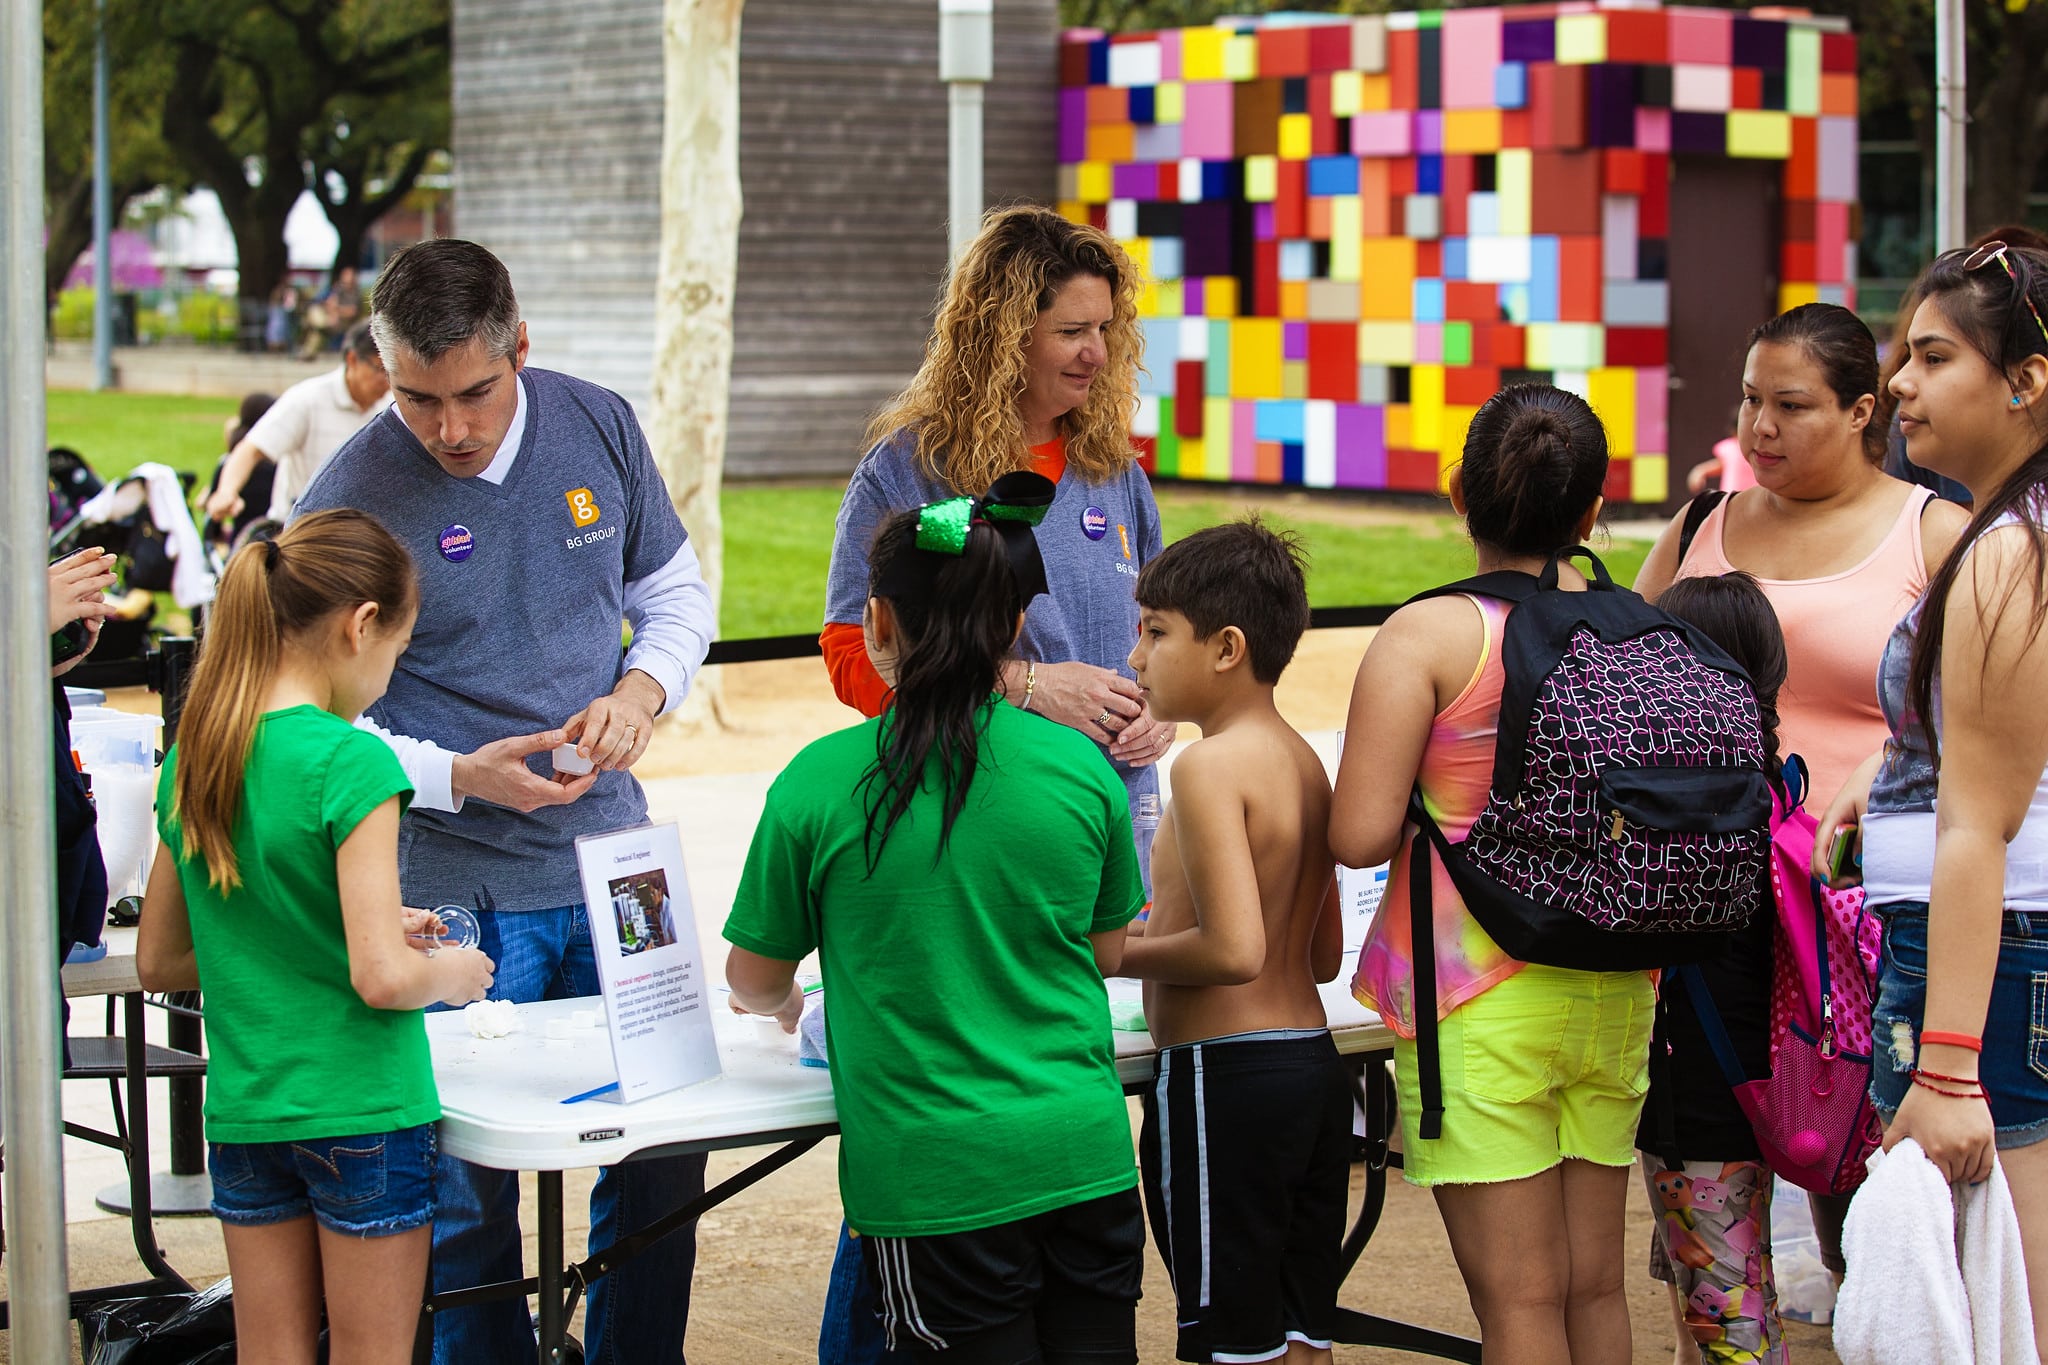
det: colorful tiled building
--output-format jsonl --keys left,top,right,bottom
{"left": 1056, "top": 4, "right": 1858, "bottom": 507}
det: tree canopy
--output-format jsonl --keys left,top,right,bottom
{"left": 43, "top": 0, "right": 450, "bottom": 308}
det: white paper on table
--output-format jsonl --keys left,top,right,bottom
{"left": 573, "top": 821, "right": 722, "bottom": 1103}
{"left": 1328, "top": 730, "right": 1390, "bottom": 953}
{"left": 1336, "top": 861, "right": 1389, "bottom": 953}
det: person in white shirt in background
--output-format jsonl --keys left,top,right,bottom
{"left": 205, "top": 320, "right": 389, "bottom": 527}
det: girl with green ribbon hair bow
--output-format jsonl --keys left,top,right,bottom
{"left": 863, "top": 471, "right": 1054, "bottom": 865}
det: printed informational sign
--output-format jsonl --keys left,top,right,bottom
{"left": 573, "top": 821, "right": 721, "bottom": 1103}
{"left": 1337, "top": 861, "right": 1390, "bottom": 953}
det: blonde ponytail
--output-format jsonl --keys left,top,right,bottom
{"left": 171, "top": 511, "right": 415, "bottom": 890}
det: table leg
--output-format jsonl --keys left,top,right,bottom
{"left": 120, "top": 992, "right": 186, "bottom": 1286}
{"left": 1330, "top": 1049, "right": 1479, "bottom": 1362}
{"left": 537, "top": 1170, "right": 565, "bottom": 1364}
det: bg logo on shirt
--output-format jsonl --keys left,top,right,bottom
{"left": 566, "top": 487, "right": 602, "bottom": 528}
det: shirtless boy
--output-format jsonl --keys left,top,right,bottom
{"left": 1120, "top": 519, "right": 1350, "bottom": 1365}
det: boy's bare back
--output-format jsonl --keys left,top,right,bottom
{"left": 1140, "top": 711, "right": 1341, "bottom": 1050}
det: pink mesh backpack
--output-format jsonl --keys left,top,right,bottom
{"left": 1675, "top": 758, "right": 1884, "bottom": 1195}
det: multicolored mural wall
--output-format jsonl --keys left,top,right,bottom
{"left": 1056, "top": 5, "right": 1859, "bottom": 504}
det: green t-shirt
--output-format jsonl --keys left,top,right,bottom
{"left": 725, "top": 702, "right": 1143, "bottom": 1237}
{"left": 157, "top": 706, "right": 435, "bottom": 1144}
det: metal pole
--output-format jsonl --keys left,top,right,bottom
{"left": 91, "top": 0, "right": 112, "bottom": 390}
{"left": 939, "top": 0, "right": 992, "bottom": 264}
{"left": 1933, "top": 0, "right": 1967, "bottom": 253}
{"left": 2, "top": 0, "right": 78, "bottom": 1355}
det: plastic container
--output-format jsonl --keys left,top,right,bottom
{"left": 68, "top": 707, "right": 162, "bottom": 770}
{"left": 1771, "top": 1177, "right": 1837, "bottom": 1324}
{"left": 1132, "top": 792, "right": 1160, "bottom": 892}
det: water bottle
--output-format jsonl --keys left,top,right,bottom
{"left": 1131, "top": 792, "right": 1161, "bottom": 903}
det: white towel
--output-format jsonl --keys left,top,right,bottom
{"left": 78, "top": 461, "right": 216, "bottom": 609}
{"left": 1836, "top": 1138, "right": 2038, "bottom": 1365}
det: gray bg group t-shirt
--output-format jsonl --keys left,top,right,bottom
{"left": 297, "top": 367, "right": 687, "bottom": 911}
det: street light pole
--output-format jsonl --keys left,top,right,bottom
{"left": 1933, "top": 0, "right": 1967, "bottom": 253}
{"left": 939, "top": 0, "right": 993, "bottom": 265}
{"left": 92, "top": 0, "right": 114, "bottom": 389}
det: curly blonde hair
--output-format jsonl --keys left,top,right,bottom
{"left": 866, "top": 205, "right": 1145, "bottom": 494}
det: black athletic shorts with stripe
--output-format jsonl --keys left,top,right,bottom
{"left": 1139, "top": 1028, "right": 1353, "bottom": 1364}
{"left": 862, "top": 1187, "right": 1144, "bottom": 1363}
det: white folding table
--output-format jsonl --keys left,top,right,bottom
{"left": 422, "top": 964, "right": 1479, "bottom": 1364}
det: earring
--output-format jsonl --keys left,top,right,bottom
{"left": 2015, "top": 396, "right": 2026, "bottom": 408}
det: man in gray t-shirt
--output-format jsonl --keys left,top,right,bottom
{"left": 296, "top": 240, "right": 714, "bottom": 1365}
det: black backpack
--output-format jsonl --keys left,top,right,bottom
{"left": 1404, "top": 547, "right": 1773, "bottom": 1138}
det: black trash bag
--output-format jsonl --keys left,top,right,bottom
{"left": 80, "top": 1279, "right": 237, "bottom": 1364}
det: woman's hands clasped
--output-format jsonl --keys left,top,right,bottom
{"left": 1023, "top": 661, "right": 1177, "bottom": 767}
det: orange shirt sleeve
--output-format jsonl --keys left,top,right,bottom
{"left": 820, "top": 621, "right": 893, "bottom": 717}
{"left": 824, "top": 443, "right": 1058, "bottom": 720}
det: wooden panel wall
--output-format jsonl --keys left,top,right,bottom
{"left": 452, "top": 0, "right": 1058, "bottom": 480}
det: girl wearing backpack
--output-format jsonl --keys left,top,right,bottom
{"left": 1819, "top": 240, "right": 2048, "bottom": 1353}
{"left": 1636, "top": 573, "right": 1792, "bottom": 1365}
{"left": 136, "top": 510, "right": 496, "bottom": 1365}
{"left": 1333, "top": 385, "right": 1655, "bottom": 1365}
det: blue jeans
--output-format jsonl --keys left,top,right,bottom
{"left": 820, "top": 1223, "right": 912, "bottom": 1365}
{"left": 429, "top": 905, "right": 706, "bottom": 1364}
{"left": 1870, "top": 902, "right": 2048, "bottom": 1148}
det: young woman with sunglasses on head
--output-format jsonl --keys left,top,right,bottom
{"left": 1816, "top": 241, "right": 2048, "bottom": 1352}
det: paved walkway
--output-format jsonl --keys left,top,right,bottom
{"left": 45, "top": 340, "right": 334, "bottom": 398}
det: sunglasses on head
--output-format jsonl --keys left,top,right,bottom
{"left": 1962, "top": 240, "right": 2048, "bottom": 354}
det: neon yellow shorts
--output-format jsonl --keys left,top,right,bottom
{"left": 1393, "top": 962, "right": 1655, "bottom": 1187}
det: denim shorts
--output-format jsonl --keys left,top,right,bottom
{"left": 209, "top": 1123, "right": 438, "bottom": 1236}
{"left": 1869, "top": 903, "right": 2048, "bottom": 1149}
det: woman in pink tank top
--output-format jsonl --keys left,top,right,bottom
{"left": 1636, "top": 304, "right": 1966, "bottom": 818}
{"left": 1632, "top": 304, "right": 1966, "bottom": 1344}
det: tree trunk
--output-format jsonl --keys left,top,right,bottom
{"left": 1966, "top": 8, "right": 2048, "bottom": 234}
{"left": 319, "top": 143, "right": 434, "bottom": 279}
{"left": 43, "top": 173, "right": 94, "bottom": 303}
{"left": 648, "top": 0, "right": 745, "bottom": 728}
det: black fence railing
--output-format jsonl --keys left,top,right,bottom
{"left": 72, "top": 605, "right": 1402, "bottom": 684}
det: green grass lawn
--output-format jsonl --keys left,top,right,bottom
{"left": 48, "top": 389, "right": 1649, "bottom": 639}
{"left": 48, "top": 391, "right": 233, "bottom": 481}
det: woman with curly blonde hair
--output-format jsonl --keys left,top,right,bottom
{"left": 822, "top": 204, "right": 1173, "bottom": 767}
{"left": 815, "top": 205, "right": 1168, "bottom": 1365}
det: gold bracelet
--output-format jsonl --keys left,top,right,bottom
{"left": 1020, "top": 661, "right": 1037, "bottom": 712}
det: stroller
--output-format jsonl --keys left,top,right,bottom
{"left": 48, "top": 447, "right": 219, "bottom": 681}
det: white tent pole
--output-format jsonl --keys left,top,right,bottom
{"left": 1, "top": 0, "right": 74, "bottom": 1353}
{"left": 1933, "top": 0, "right": 1967, "bottom": 253}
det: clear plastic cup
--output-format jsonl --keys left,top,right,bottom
{"left": 412, "top": 904, "right": 481, "bottom": 953}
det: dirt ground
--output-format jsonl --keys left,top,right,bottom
{"left": 34, "top": 628, "right": 1842, "bottom": 1364}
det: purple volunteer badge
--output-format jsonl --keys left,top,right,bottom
{"left": 439, "top": 524, "right": 475, "bottom": 563}
{"left": 1081, "top": 506, "right": 1109, "bottom": 541}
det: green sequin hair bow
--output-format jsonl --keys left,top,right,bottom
{"left": 874, "top": 471, "right": 1057, "bottom": 604}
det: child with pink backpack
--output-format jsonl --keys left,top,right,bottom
{"left": 1638, "top": 571, "right": 1883, "bottom": 1365}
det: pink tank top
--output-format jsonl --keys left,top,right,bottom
{"left": 1679, "top": 486, "right": 1935, "bottom": 809}
{"left": 1352, "top": 596, "right": 1523, "bottom": 1039}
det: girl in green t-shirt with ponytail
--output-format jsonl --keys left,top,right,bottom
{"left": 139, "top": 509, "right": 494, "bottom": 1365}
{"left": 727, "top": 474, "right": 1147, "bottom": 1362}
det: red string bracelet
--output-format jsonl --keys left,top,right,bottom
{"left": 1913, "top": 1067, "right": 1982, "bottom": 1087}
{"left": 1920, "top": 1030, "right": 1983, "bottom": 1053}
{"left": 1911, "top": 1072, "right": 1988, "bottom": 1100}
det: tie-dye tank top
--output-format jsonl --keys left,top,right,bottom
{"left": 1352, "top": 595, "right": 1523, "bottom": 1038}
